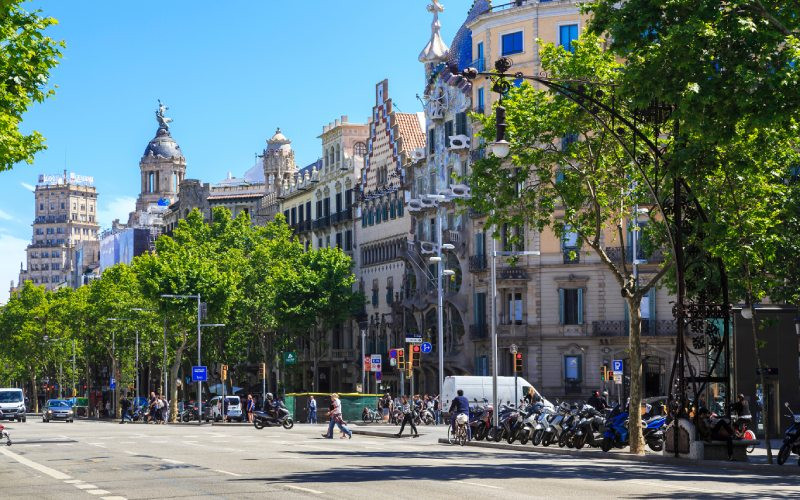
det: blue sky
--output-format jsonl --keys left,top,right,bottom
{"left": 1, "top": 1, "right": 471, "bottom": 301}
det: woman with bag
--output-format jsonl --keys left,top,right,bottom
{"left": 321, "top": 393, "right": 352, "bottom": 439}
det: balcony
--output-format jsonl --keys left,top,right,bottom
{"left": 605, "top": 246, "right": 665, "bottom": 265}
{"left": 330, "top": 348, "right": 356, "bottom": 361}
{"left": 469, "top": 58, "right": 486, "bottom": 72}
{"left": 498, "top": 267, "right": 528, "bottom": 280}
{"left": 313, "top": 216, "right": 330, "bottom": 230}
{"left": 592, "top": 320, "right": 678, "bottom": 337}
{"left": 443, "top": 229, "right": 462, "bottom": 246}
{"left": 469, "top": 255, "right": 487, "bottom": 272}
{"left": 34, "top": 215, "right": 68, "bottom": 224}
{"left": 331, "top": 208, "right": 353, "bottom": 226}
{"left": 469, "top": 323, "right": 488, "bottom": 340}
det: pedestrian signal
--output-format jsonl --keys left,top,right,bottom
{"left": 221, "top": 364, "right": 228, "bottom": 381}
{"left": 397, "top": 348, "right": 405, "bottom": 369}
{"left": 601, "top": 365, "right": 609, "bottom": 381}
{"left": 258, "top": 362, "right": 266, "bottom": 378}
{"left": 514, "top": 352, "right": 523, "bottom": 373}
{"left": 412, "top": 345, "right": 421, "bottom": 367}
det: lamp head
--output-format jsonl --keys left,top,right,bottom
{"left": 491, "top": 140, "right": 510, "bottom": 159}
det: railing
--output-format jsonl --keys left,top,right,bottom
{"left": 468, "top": 207, "right": 487, "bottom": 219}
{"left": 605, "top": 246, "right": 665, "bottom": 264}
{"left": 332, "top": 208, "right": 352, "bottom": 225}
{"left": 313, "top": 216, "right": 330, "bottom": 230}
{"left": 469, "top": 255, "right": 487, "bottom": 272}
{"left": 443, "top": 229, "right": 462, "bottom": 245}
{"left": 34, "top": 215, "right": 68, "bottom": 224}
{"left": 498, "top": 267, "right": 528, "bottom": 280}
{"left": 470, "top": 58, "right": 486, "bottom": 72}
{"left": 331, "top": 348, "right": 355, "bottom": 360}
{"left": 469, "top": 323, "right": 488, "bottom": 340}
{"left": 592, "top": 320, "right": 678, "bottom": 337}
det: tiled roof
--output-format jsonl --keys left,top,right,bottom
{"left": 393, "top": 112, "right": 426, "bottom": 156}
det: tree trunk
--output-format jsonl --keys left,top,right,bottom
{"left": 627, "top": 296, "right": 645, "bottom": 454}
{"left": 169, "top": 344, "right": 186, "bottom": 423}
{"left": 750, "top": 309, "right": 773, "bottom": 463}
{"left": 30, "top": 372, "right": 38, "bottom": 413}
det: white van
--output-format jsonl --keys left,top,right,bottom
{"left": 0, "top": 388, "right": 27, "bottom": 422}
{"left": 207, "top": 396, "right": 243, "bottom": 422}
{"left": 441, "top": 376, "right": 553, "bottom": 413}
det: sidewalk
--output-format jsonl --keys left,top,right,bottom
{"left": 435, "top": 437, "right": 800, "bottom": 475}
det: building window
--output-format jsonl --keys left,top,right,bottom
{"left": 335, "top": 232, "right": 342, "bottom": 249}
{"left": 562, "top": 224, "right": 580, "bottom": 263}
{"left": 290, "top": 207, "right": 297, "bottom": 226}
{"left": 559, "top": 288, "right": 584, "bottom": 325}
{"left": 501, "top": 31, "right": 523, "bottom": 56}
{"left": 564, "top": 355, "right": 583, "bottom": 382}
{"left": 335, "top": 192, "right": 342, "bottom": 213}
{"left": 456, "top": 112, "right": 467, "bottom": 136}
{"left": 345, "top": 230, "right": 352, "bottom": 251}
{"left": 444, "top": 120, "right": 453, "bottom": 141}
{"left": 372, "top": 280, "right": 379, "bottom": 307}
{"left": 477, "top": 88, "right": 485, "bottom": 112}
{"left": 506, "top": 292, "right": 523, "bottom": 324}
{"left": 397, "top": 199, "right": 404, "bottom": 217}
{"left": 559, "top": 24, "right": 579, "bottom": 53}
{"left": 60, "top": 202, "right": 65, "bottom": 210}
{"left": 476, "top": 41, "right": 484, "bottom": 70}
{"left": 386, "top": 277, "right": 394, "bottom": 305}
{"left": 428, "top": 129, "right": 435, "bottom": 154}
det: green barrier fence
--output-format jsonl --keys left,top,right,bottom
{"left": 285, "top": 393, "right": 380, "bottom": 423}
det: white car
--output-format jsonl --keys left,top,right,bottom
{"left": 0, "top": 388, "right": 26, "bottom": 422}
{"left": 207, "top": 396, "right": 243, "bottom": 422}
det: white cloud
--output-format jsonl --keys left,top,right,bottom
{"left": 0, "top": 210, "right": 13, "bottom": 221}
{"left": 0, "top": 233, "right": 29, "bottom": 304}
{"left": 20, "top": 182, "right": 35, "bottom": 192}
{"left": 97, "top": 196, "right": 136, "bottom": 229}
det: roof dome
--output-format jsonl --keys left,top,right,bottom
{"left": 143, "top": 127, "right": 184, "bottom": 160}
{"left": 448, "top": 0, "right": 490, "bottom": 71}
{"left": 266, "top": 127, "right": 292, "bottom": 153}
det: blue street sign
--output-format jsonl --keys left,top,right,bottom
{"left": 421, "top": 342, "right": 433, "bottom": 354}
{"left": 191, "top": 366, "right": 208, "bottom": 382}
{"left": 612, "top": 360, "right": 623, "bottom": 373}
{"left": 375, "top": 371, "right": 382, "bottom": 382}
{"left": 109, "top": 378, "right": 116, "bottom": 389}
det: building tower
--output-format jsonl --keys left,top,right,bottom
{"left": 262, "top": 128, "right": 297, "bottom": 197}
{"left": 15, "top": 171, "right": 100, "bottom": 291}
{"left": 129, "top": 100, "right": 186, "bottom": 227}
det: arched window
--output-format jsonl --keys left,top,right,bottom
{"left": 148, "top": 172, "right": 155, "bottom": 193}
{"left": 390, "top": 199, "right": 397, "bottom": 218}
{"left": 397, "top": 199, "right": 404, "bottom": 217}
{"left": 172, "top": 173, "right": 178, "bottom": 192}
{"left": 335, "top": 144, "right": 341, "bottom": 163}
{"left": 376, "top": 204, "right": 382, "bottom": 224}
{"left": 383, "top": 203, "right": 389, "bottom": 220}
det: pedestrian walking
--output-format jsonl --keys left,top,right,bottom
{"left": 120, "top": 395, "right": 132, "bottom": 424}
{"left": 308, "top": 396, "right": 317, "bottom": 424}
{"left": 381, "top": 393, "right": 392, "bottom": 423}
{"left": 321, "top": 393, "right": 352, "bottom": 439}
{"left": 433, "top": 394, "right": 441, "bottom": 425}
{"left": 247, "top": 394, "right": 256, "bottom": 423}
{"left": 160, "top": 394, "right": 169, "bottom": 423}
{"left": 395, "top": 396, "right": 419, "bottom": 437}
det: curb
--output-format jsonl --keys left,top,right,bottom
{"left": 436, "top": 439, "right": 800, "bottom": 475}
{"left": 352, "top": 429, "right": 421, "bottom": 439}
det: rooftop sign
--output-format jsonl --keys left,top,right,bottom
{"left": 38, "top": 172, "right": 95, "bottom": 186}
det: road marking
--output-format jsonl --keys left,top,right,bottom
{"left": 74, "top": 483, "right": 99, "bottom": 489}
{"left": 118, "top": 441, "right": 135, "bottom": 444}
{"left": 284, "top": 484, "right": 323, "bottom": 495}
{"left": 161, "top": 458, "right": 184, "bottom": 464}
{"left": 628, "top": 480, "right": 727, "bottom": 495}
{"left": 87, "top": 490, "right": 110, "bottom": 495}
{"left": 64, "top": 480, "right": 83, "bottom": 484}
{"left": 458, "top": 481, "right": 502, "bottom": 490}
{"left": 214, "top": 469, "right": 242, "bottom": 477}
{"left": 100, "top": 497, "right": 127, "bottom": 500}
{"left": 124, "top": 451, "right": 136, "bottom": 455}
{"left": 0, "top": 448, "right": 71, "bottom": 480}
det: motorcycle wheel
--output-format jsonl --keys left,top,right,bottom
{"left": 532, "top": 429, "right": 544, "bottom": 446}
{"left": 574, "top": 434, "right": 586, "bottom": 450}
{"left": 474, "top": 424, "right": 485, "bottom": 441}
{"left": 558, "top": 434, "right": 567, "bottom": 448}
{"left": 777, "top": 443, "right": 791, "bottom": 465}
{"left": 648, "top": 439, "right": 664, "bottom": 452}
{"left": 493, "top": 428, "right": 503, "bottom": 442}
{"left": 541, "top": 434, "right": 552, "bottom": 447}
{"left": 601, "top": 437, "right": 613, "bottom": 453}
{"left": 519, "top": 432, "right": 529, "bottom": 445}
{"left": 506, "top": 429, "right": 517, "bottom": 444}
{"left": 282, "top": 418, "right": 294, "bottom": 430}
{"left": 254, "top": 419, "right": 264, "bottom": 430}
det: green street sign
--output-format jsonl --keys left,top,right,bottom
{"left": 283, "top": 351, "right": 297, "bottom": 365}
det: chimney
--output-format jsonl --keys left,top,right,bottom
{"left": 341, "top": 115, "right": 348, "bottom": 123}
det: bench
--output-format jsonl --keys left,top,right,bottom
{"left": 701, "top": 439, "right": 759, "bottom": 461}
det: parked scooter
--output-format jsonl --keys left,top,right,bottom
{"left": 470, "top": 400, "right": 493, "bottom": 441}
{"left": 573, "top": 404, "right": 605, "bottom": 449}
{"left": 642, "top": 415, "right": 667, "bottom": 452}
{"left": 253, "top": 397, "right": 293, "bottom": 430}
{"left": 777, "top": 402, "right": 800, "bottom": 466}
{"left": 601, "top": 403, "right": 630, "bottom": 452}
{"left": 541, "top": 402, "right": 570, "bottom": 447}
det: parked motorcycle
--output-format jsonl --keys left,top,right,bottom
{"left": 541, "top": 403, "right": 569, "bottom": 447}
{"left": 601, "top": 403, "right": 630, "bottom": 452}
{"left": 470, "top": 400, "right": 493, "bottom": 441}
{"left": 253, "top": 401, "right": 293, "bottom": 430}
{"left": 777, "top": 402, "right": 800, "bottom": 466}
{"left": 642, "top": 415, "right": 666, "bottom": 452}
{"left": 573, "top": 404, "right": 605, "bottom": 449}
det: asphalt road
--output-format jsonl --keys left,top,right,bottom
{"left": 0, "top": 420, "right": 798, "bottom": 499}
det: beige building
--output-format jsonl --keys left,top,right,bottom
{"left": 462, "top": 0, "right": 676, "bottom": 400}
{"left": 15, "top": 171, "right": 100, "bottom": 291}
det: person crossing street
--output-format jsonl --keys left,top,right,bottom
{"left": 395, "top": 396, "right": 419, "bottom": 438}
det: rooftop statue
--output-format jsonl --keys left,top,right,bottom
{"left": 156, "top": 99, "right": 173, "bottom": 130}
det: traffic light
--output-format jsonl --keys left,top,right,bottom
{"left": 221, "top": 364, "right": 228, "bottom": 381}
{"left": 258, "top": 362, "right": 266, "bottom": 378}
{"left": 601, "top": 366, "right": 608, "bottom": 381}
{"left": 514, "top": 352, "right": 523, "bottom": 373}
{"left": 412, "top": 345, "right": 421, "bottom": 368}
{"left": 396, "top": 348, "right": 405, "bottom": 369}
{"left": 406, "top": 346, "right": 414, "bottom": 377}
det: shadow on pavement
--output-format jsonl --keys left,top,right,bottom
{"left": 230, "top": 449, "right": 800, "bottom": 498}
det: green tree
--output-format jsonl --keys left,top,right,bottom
{"left": 0, "top": 0, "right": 64, "bottom": 171}
{"left": 468, "top": 36, "right": 673, "bottom": 454}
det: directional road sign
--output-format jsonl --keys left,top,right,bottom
{"left": 405, "top": 337, "right": 423, "bottom": 344}
{"left": 421, "top": 342, "right": 433, "bottom": 354}
{"left": 612, "top": 359, "right": 624, "bottom": 373}
{"left": 191, "top": 366, "right": 207, "bottom": 382}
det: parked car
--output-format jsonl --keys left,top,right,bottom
{"left": 0, "top": 388, "right": 26, "bottom": 422}
{"left": 43, "top": 399, "right": 74, "bottom": 423}
{"left": 207, "top": 396, "right": 243, "bottom": 422}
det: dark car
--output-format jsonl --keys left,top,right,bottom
{"left": 43, "top": 399, "right": 74, "bottom": 423}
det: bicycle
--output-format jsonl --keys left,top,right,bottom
{"left": 733, "top": 414, "right": 757, "bottom": 454}
{"left": 362, "top": 407, "right": 381, "bottom": 423}
{"left": 447, "top": 413, "right": 469, "bottom": 446}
